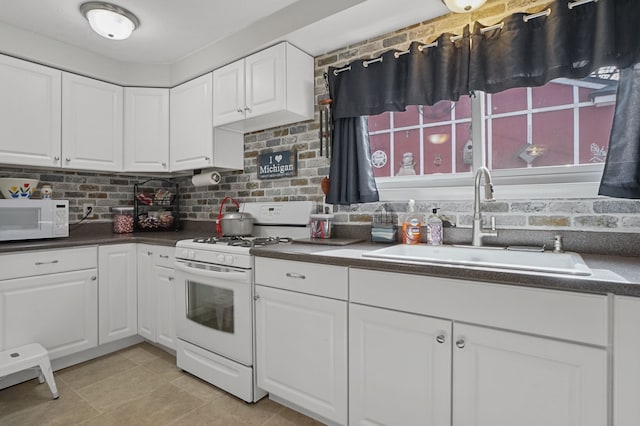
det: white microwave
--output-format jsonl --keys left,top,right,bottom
{"left": 0, "top": 199, "right": 69, "bottom": 242}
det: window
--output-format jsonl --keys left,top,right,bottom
{"left": 369, "top": 70, "right": 618, "bottom": 200}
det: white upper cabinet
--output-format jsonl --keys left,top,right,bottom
{"left": 213, "top": 42, "right": 314, "bottom": 132}
{"left": 170, "top": 73, "right": 244, "bottom": 172}
{"left": 0, "top": 55, "right": 62, "bottom": 168}
{"left": 62, "top": 73, "right": 123, "bottom": 171}
{"left": 124, "top": 87, "right": 169, "bottom": 172}
{"left": 170, "top": 73, "right": 214, "bottom": 171}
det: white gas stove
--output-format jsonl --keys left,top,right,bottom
{"left": 173, "top": 201, "right": 314, "bottom": 403}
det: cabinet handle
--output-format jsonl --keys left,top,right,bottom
{"left": 436, "top": 334, "right": 446, "bottom": 344}
{"left": 254, "top": 294, "right": 260, "bottom": 301}
{"left": 168, "top": 276, "right": 174, "bottom": 281}
{"left": 35, "top": 260, "right": 59, "bottom": 266}
{"left": 65, "top": 157, "right": 71, "bottom": 162}
{"left": 244, "top": 106, "right": 252, "bottom": 113}
{"left": 161, "top": 162, "right": 167, "bottom": 167}
{"left": 147, "top": 251, "right": 153, "bottom": 256}
{"left": 237, "top": 108, "right": 244, "bottom": 113}
{"left": 204, "top": 156, "right": 211, "bottom": 161}
{"left": 456, "top": 339, "right": 466, "bottom": 349}
{"left": 159, "top": 254, "right": 169, "bottom": 259}
{"left": 54, "top": 156, "right": 60, "bottom": 161}
{"left": 91, "top": 276, "right": 97, "bottom": 281}
{"left": 285, "top": 272, "right": 306, "bottom": 279}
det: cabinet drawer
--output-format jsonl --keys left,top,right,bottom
{"left": 255, "top": 257, "right": 348, "bottom": 300}
{"left": 0, "top": 246, "right": 97, "bottom": 280}
{"left": 153, "top": 245, "right": 175, "bottom": 268}
{"left": 350, "top": 269, "right": 608, "bottom": 346}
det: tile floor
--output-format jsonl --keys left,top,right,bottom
{"left": 0, "top": 342, "right": 323, "bottom": 426}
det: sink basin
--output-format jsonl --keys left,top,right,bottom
{"left": 361, "top": 244, "right": 592, "bottom": 276}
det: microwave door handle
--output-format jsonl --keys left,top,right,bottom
{"left": 174, "top": 261, "right": 248, "bottom": 282}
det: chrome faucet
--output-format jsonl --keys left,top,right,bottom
{"left": 472, "top": 167, "right": 498, "bottom": 246}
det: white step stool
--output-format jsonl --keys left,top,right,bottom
{"left": 0, "top": 343, "right": 59, "bottom": 399}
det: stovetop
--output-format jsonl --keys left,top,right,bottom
{"left": 175, "top": 201, "right": 315, "bottom": 269}
{"left": 190, "top": 236, "right": 293, "bottom": 248}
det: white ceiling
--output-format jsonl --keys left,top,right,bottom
{"left": 0, "top": 0, "right": 449, "bottom": 65}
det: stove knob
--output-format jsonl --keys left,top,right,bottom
{"left": 225, "top": 255, "right": 234, "bottom": 265}
{"left": 217, "top": 254, "right": 226, "bottom": 263}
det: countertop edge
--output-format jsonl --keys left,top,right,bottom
{"left": 251, "top": 243, "right": 640, "bottom": 297}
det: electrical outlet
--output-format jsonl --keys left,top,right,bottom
{"left": 82, "top": 203, "right": 94, "bottom": 218}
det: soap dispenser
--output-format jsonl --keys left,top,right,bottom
{"left": 426, "top": 208, "right": 443, "bottom": 245}
{"left": 402, "top": 200, "right": 422, "bottom": 245}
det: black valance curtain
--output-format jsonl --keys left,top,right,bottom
{"left": 327, "top": 0, "right": 640, "bottom": 204}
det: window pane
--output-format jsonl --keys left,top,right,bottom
{"left": 454, "top": 96, "right": 472, "bottom": 120}
{"left": 532, "top": 82, "right": 573, "bottom": 108}
{"left": 490, "top": 88, "right": 527, "bottom": 114}
{"left": 491, "top": 115, "right": 527, "bottom": 170}
{"left": 531, "top": 109, "right": 574, "bottom": 167}
{"left": 579, "top": 104, "right": 615, "bottom": 164}
{"left": 394, "top": 105, "right": 420, "bottom": 128}
{"left": 368, "top": 111, "right": 390, "bottom": 132}
{"left": 455, "top": 123, "right": 473, "bottom": 173}
{"left": 422, "top": 101, "right": 455, "bottom": 124}
{"left": 370, "top": 133, "right": 391, "bottom": 178}
{"left": 394, "top": 129, "right": 420, "bottom": 176}
{"left": 423, "top": 125, "right": 452, "bottom": 174}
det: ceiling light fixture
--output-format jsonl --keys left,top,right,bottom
{"left": 80, "top": 2, "right": 139, "bottom": 40}
{"left": 442, "top": 0, "right": 487, "bottom": 13}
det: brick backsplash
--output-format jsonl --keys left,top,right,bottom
{"left": 2, "top": 0, "right": 640, "bottom": 234}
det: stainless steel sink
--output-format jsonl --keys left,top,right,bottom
{"left": 360, "top": 244, "right": 592, "bottom": 276}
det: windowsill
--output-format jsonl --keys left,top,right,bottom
{"left": 376, "top": 165, "right": 606, "bottom": 201}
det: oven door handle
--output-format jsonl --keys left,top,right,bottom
{"left": 174, "top": 261, "right": 249, "bottom": 283}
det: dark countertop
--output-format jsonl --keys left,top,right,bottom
{"left": 2, "top": 223, "right": 639, "bottom": 297}
{"left": 251, "top": 242, "right": 640, "bottom": 297}
{"left": 0, "top": 222, "right": 212, "bottom": 253}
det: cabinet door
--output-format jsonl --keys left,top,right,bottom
{"left": 349, "top": 304, "right": 452, "bottom": 426}
{"left": 0, "top": 55, "right": 62, "bottom": 168}
{"left": 137, "top": 245, "right": 155, "bottom": 342}
{"left": 124, "top": 87, "right": 169, "bottom": 172}
{"left": 62, "top": 73, "right": 123, "bottom": 171}
{"left": 169, "top": 73, "right": 213, "bottom": 171}
{"left": 0, "top": 270, "right": 98, "bottom": 359}
{"left": 245, "top": 43, "right": 285, "bottom": 119}
{"left": 154, "top": 265, "right": 175, "bottom": 350}
{"left": 98, "top": 244, "right": 137, "bottom": 344}
{"left": 255, "top": 285, "right": 348, "bottom": 425}
{"left": 212, "top": 60, "right": 245, "bottom": 127}
{"left": 453, "top": 323, "right": 608, "bottom": 426}
{"left": 614, "top": 296, "right": 640, "bottom": 426}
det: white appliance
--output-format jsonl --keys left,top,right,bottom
{"left": 174, "top": 201, "right": 314, "bottom": 402}
{"left": 0, "top": 199, "right": 69, "bottom": 242}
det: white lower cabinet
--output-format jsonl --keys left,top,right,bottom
{"left": 614, "top": 296, "right": 640, "bottom": 426}
{"left": 453, "top": 323, "right": 607, "bottom": 426}
{"left": 349, "top": 303, "right": 452, "bottom": 426}
{"left": 254, "top": 258, "right": 348, "bottom": 425}
{"left": 98, "top": 244, "right": 138, "bottom": 344}
{"left": 0, "top": 247, "right": 98, "bottom": 360}
{"left": 349, "top": 268, "right": 609, "bottom": 426}
{"left": 137, "top": 244, "right": 175, "bottom": 350}
{"left": 154, "top": 263, "right": 175, "bottom": 350}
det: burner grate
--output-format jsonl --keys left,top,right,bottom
{"left": 191, "top": 236, "right": 293, "bottom": 247}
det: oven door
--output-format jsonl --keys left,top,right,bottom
{"left": 175, "top": 259, "right": 253, "bottom": 366}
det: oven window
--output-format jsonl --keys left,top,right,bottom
{"left": 186, "top": 280, "right": 234, "bottom": 333}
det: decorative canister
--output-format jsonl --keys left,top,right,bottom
{"left": 112, "top": 206, "right": 134, "bottom": 234}
{"left": 41, "top": 185, "right": 53, "bottom": 199}
{"left": 309, "top": 213, "right": 334, "bottom": 239}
